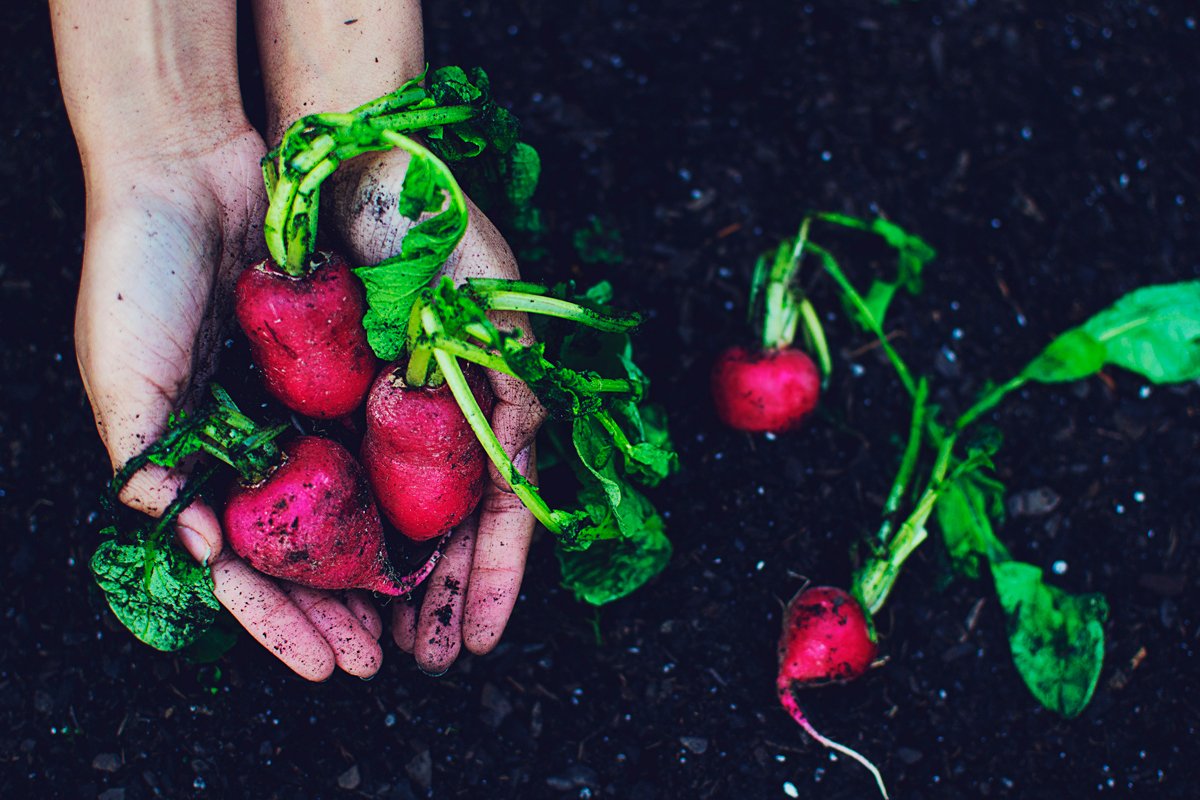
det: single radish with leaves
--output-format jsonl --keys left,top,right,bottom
{"left": 712, "top": 219, "right": 829, "bottom": 432}
{"left": 777, "top": 585, "right": 887, "bottom": 799}
{"left": 89, "top": 386, "right": 447, "bottom": 655}
{"left": 789, "top": 209, "right": 1200, "bottom": 790}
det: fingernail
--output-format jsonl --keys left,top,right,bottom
{"left": 178, "top": 525, "right": 212, "bottom": 566}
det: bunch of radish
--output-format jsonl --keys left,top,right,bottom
{"left": 90, "top": 70, "right": 678, "bottom": 657}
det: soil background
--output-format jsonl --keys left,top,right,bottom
{"left": 3, "top": 1, "right": 1199, "bottom": 799}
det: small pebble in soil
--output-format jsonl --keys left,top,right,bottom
{"left": 337, "top": 765, "right": 361, "bottom": 790}
{"left": 92, "top": 753, "right": 122, "bottom": 773}
{"left": 1133, "top": 491, "right": 1146, "bottom": 503}
{"left": 783, "top": 782, "right": 799, "bottom": 798}
{"left": 1053, "top": 560, "right": 1068, "bottom": 575}
{"left": 680, "top": 736, "right": 708, "bottom": 755}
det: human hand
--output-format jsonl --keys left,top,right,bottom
{"left": 330, "top": 152, "right": 548, "bottom": 673}
{"left": 74, "top": 131, "right": 386, "bottom": 680}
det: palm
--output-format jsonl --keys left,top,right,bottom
{"left": 76, "top": 132, "right": 266, "bottom": 490}
{"left": 78, "top": 131, "right": 385, "bottom": 680}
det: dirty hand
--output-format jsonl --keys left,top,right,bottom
{"left": 53, "top": 0, "right": 384, "bottom": 680}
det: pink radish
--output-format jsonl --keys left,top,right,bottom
{"left": 777, "top": 585, "right": 888, "bottom": 798}
{"left": 235, "top": 252, "right": 376, "bottom": 419}
{"left": 711, "top": 346, "right": 820, "bottom": 433}
{"left": 361, "top": 363, "right": 495, "bottom": 541}
{"left": 223, "top": 435, "right": 439, "bottom": 595}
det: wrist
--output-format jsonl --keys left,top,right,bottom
{"left": 253, "top": 0, "right": 425, "bottom": 143}
{"left": 51, "top": 0, "right": 246, "bottom": 175}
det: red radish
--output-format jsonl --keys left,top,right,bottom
{"left": 224, "top": 435, "right": 438, "bottom": 595}
{"left": 777, "top": 585, "right": 888, "bottom": 798}
{"left": 361, "top": 364, "right": 495, "bottom": 541}
{"left": 235, "top": 252, "right": 376, "bottom": 418}
{"left": 711, "top": 346, "right": 819, "bottom": 433}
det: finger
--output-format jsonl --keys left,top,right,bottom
{"left": 113, "top": 463, "right": 224, "bottom": 565}
{"left": 284, "top": 585, "right": 383, "bottom": 679}
{"left": 345, "top": 591, "right": 384, "bottom": 640}
{"left": 463, "top": 449, "right": 538, "bottom": 655}
{"left": 413, "top": 517, "right": 478, "bottom": 674}
{"left": 391, "top": 596, "right": 419, "bottom": 653}
{"left": 485, "top": 361, "right": 547, "bottom": 486}
{"left": 209, "top": 556, "right": 335, "bottom": 681}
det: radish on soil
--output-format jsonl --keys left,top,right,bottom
{"left": 776, "top": 585, "right": 887, "bottom": 799}
{"left": 713, "top": 218, "right": 829, "bottom": 433}
{"left": 710, "top": 345, "right": 819, "bottom": 432}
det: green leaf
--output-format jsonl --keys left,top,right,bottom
{"left": 91, "top": 533, "right": 219, "bottom": 652}
{"left": 863, "top": 280, "right": 901, "bottom": 330}
{"left": 992, "top": 560, "right": 1108, "bottom": 718}
{"left": 1022, "top": 328, "right": 1108, "bottom": 383}
{"left": 354, "top": 136, "right": 470, "bottom": 360}
{"left": 935, "top": 467, "right": 1010, "bottom": 579}
{"left": 504, "top": 143, "right": 540, "bottom": 205}
{"left": 557, "top": 481, "right": 672, "bottom": 605}
{"left": 815, "top": 212, "right": 936, "bottom": 329}
{"left": 1081, "top": 281, "right": 1200, "bottom": 383}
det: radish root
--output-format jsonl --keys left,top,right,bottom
{"left": 778, "top": 686, "right": 889, "bottom": 799}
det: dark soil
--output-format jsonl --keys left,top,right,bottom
{"left": 4, "top": 2, "right": 1199, "bottom": 799}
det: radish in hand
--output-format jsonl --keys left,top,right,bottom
{"left": 224, "top": 435, "right": 441, "bottom": 595}
{"left": 361, "top": 363, "right": 495, "bottom": 541}
{"left": 235, "top": 252, "right": 376, "bottom": 419}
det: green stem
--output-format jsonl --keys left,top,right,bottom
{"left": 366, "top": 104, "right": 479, "bottom": 133}
{"left": 404, "top": 302, "right": 437, "bottom": 387}
{"left": 431, "top": 348, "right": 563, "bottom": 534}
{"left": 798, "top": 296, "right": 832, "bottom": 382}
{"left": 809, "top": 241, "right": 917, "bottom": 398}
{"left": 875, "top": 378, "right": 929, "bottom": 545}
{"left": 855, "top": 431, "right": 956, "bottom": 615}
{"left": 761, "top": 217, "right": 811, "bottom": 350}
{"left": 477, "top": 291, "right": 642, "bottom": 332}
{"left": 955, "top": 374, "right": 1027, "bottom": 431}
{"left": 428, "top": 335, "right": 518, "bottom": 376}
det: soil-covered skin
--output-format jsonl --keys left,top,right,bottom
{"left": 3, "top": 2, "right": 1199, "bottom": 799}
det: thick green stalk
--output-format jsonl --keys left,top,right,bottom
{"left": 856, "top": 432, "right": 956, "bottom": 614}
{"left": 760, "top": 218, "right": 811, "bottom": 350}
{"left": 874, "top": 378, "right": 929, "bottom": 545}
{"left": 476, "top": 291, "right": 642, "bottom": 332}
{"left": 431, "top": 348, "right": 563, "bottom": 533}
{"left": 798, "top": 296, "right": 832, "bottom": 381}
{"left": 366, "top": 104, "right": 479, "bottom": 133}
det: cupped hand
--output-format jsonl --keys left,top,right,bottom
{"left": 330, "top": 150, "right": 548, "bottom": 673}
{"left": 76, "top": 129, "right": 383, "bottom": 680}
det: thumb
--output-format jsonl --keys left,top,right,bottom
{"left": 326, "top": 148, "right": 423, "bottom": 266}
{"left": 116, "top": 460, "right": 224, "bottom": 566}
